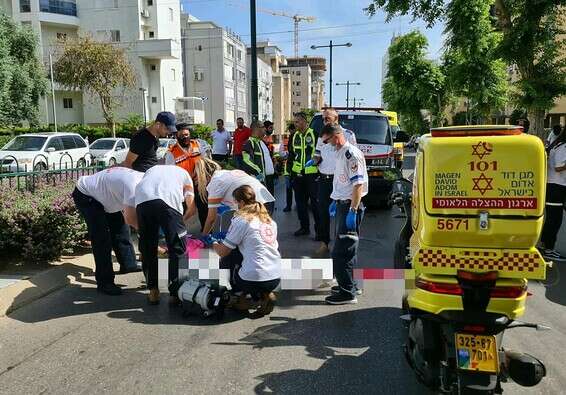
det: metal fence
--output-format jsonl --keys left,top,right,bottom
{"left": 0, "top": 153, "right": 105, "bottom": 192}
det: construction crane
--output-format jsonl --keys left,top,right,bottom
{"left": 228, "top": 2, "right": 315, "bottom": 58}
{"left": 256, "top": 7, "right": 315, "bottom": 58}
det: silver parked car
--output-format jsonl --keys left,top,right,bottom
{"left": 89, "top": 138, "right": 130, "bottom": 166}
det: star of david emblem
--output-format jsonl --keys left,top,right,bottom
{"left": 472, "top": 173, "right": 493, "bottom": 195}
{"left": 471, "top": 142, "right": 493, "bottom": 160}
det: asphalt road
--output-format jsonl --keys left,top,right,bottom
{"left": 1, "top": 151, "right": 566, "bottom": 394}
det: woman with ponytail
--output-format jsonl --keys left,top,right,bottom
{"left": 194, "top": 158, "right": 275, "bottom": 235}
{"left": 211, "top": 185, "right": 281, "bottom": 316}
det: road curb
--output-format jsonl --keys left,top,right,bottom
{"left": 0, "top": 254, "right": 94, "bottom": 317}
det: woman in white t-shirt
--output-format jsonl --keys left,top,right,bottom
{"left": 540, "top": 128, "right": 566, "bottom": 261}
{"left": 211, "top": 185, "right": 281, "bottom": 315}
{"left": 194, "top": 158, "right": 275, "bottom": 235}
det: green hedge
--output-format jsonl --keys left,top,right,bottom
{"left": 0, "top": 181, "right": 87, "bottom": 263}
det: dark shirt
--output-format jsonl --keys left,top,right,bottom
{"left": 130, "top": 128, "right": 158, "bottom": 172}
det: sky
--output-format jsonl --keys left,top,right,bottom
{"left": 181, "top": 0, "right": 445, "bottom": 108}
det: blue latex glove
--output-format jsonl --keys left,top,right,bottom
{"left": 217, "top": 203, "right": 230, "bottom": 215}
{"left": 329, "top": 201, "right": 337, "bottom": 217}
{"left": 305, "top": 159, "right": 315, "bottom": 167}
{"left": 346, "top": 209, "right": 357, "bottom": 232}
{"left": 211, "top": 231, "right": 227, "bottom": 240}
{"left": 256, "top": 173, "right": 265, "bottom": 182}
{"left": 199, "top": 234, "right": 217, "bottom": 247}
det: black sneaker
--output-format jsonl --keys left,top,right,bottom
{"left": 118, "top": 262, "right": 143, "bottom": 274}
{"left": 97, "top": 283, "right": 123, "bottom": 296}
{"left": 294, "top": 228, "right": 310, "bottom": 236}
{"left": 331, "top": 286, "right": 363, "bottom": 295}
{"left": 325, "top": 293, "right": 358, "bottom": 305}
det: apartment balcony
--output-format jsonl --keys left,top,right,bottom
{"left": 19, "top": 0, "right": 79, "bottom": 26}
{"left": 134, "top": 39, "right": 181, "bottom": 60}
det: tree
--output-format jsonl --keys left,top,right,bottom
{"left": 53, "top": 36, "right": 136, "bottom": 136}
{"left": 365, "top": 0, "right": 566, "bottom": 137}
{"left": 0, "top": 12, "right": 48, "bottom": 127}
{"left": 443, "top": 0, "right": 508, "bottom": 122}
{"left": 382, "top": 31, "right": 447, "bottom": 134}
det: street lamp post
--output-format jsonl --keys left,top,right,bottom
{"left": 139, "top": 88, "right": 147, "bottom": 126}
{"left": 353, "top": 97, "right": 364, "bottom": 108}
{"left": 310, "top": 41, "right": 352, "bottom": 107}
{"left": 335, "top": 81, "right": 361, "bottom": 109}
{"left": 250, "top": 0, "right": 259, "bottom": 122}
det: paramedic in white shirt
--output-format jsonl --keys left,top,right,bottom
{"left": 539, "top": 128, "right": 566, "bottom": 261}
{"left": 135, "top": 165, "right": 196, "bottom": 305}
{"left": 211, "top": 185, "right": 281, "bottom": 316}
{"left": 319, "top": 123, "right": 368, "bottom": 305}
{"left": 193, "top": 158, "right": 275, "bottom": 235}
{"left": 211, "top": 118, "right": 232, "bottom": 162}
{"left": 72, "top": 167, "right": 144, "bottom": 295}
{"left": 309, "top": 108, "right": 356, "bottom": 257}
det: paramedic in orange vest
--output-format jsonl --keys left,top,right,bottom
{"left": 165, "top": 123, "right": 208, "bottom": 230}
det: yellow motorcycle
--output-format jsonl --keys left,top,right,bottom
{"left": 394, "top": 125, "right": 549, "bottom": 394}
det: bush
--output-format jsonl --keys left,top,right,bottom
{"left": 0, "top": 135, "right": 11, "bottom": 149}
{"left": 0, "top": 181, "right": 87, "bottom": 263}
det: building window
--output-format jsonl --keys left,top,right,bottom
{"left": 112, "top": 0, "right": 119, "bottom": 8}
{"left": 296, "top": 91, "right": 301, "bottom": 97}
{"left": 147, "top": 0, "right": 153, "bottom": 5}
{"left": 151, "top": 97, "right": 157, "bottom": 104}
{"left": 110, "top": 30, "right": 120, "bottom": 42}
{"left": 63, "top": 98, "right": 73, "bottom": 109}
{"left": 171, "top": 68, "right": 176, "bottom": 81}
{"left": 226, "top": 43, "right": 234, "bottom": 58}
{"left": 56, "top": 32, "right": 67, "bottom": 41}
{"left": 296, "top": 70, "right": 301, "bottom": 76}
{"left": 239, "top": 71, "right": 246, "bottom": 81}
{"left": 296, "top": 81, "right": 301, "bottom": 86}
{"left": 39, "top": 0, "right": 77, "bottom": 16}
{"left": 20, "top": 0, "right": 31, "bottom": 12}
{"left": 151, "top": 65, "right": 156, "bottom": 71}
{"left": 169, "top": 7, "right": 174, "bottom": 21}
{"left": 149, "top": 31, "right": 154, "bottom": 39}
{"left": 237, "top": 49, "right": 242, "bottom": 61}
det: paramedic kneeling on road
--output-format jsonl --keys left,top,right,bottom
{"left": 321, "top": 123, "right": 368, "bottom": 305}
{"left": 135, "top": 165, "right": 196, "bottom": 305}
{"left": 194, "top": 158, "right": 275, "bottom": 235}
{"left": 211, "top": 185, "right": 281, "bottom": 316}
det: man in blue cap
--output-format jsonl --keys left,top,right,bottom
{"left": 122, "top": 111, "right": 177, "bottom": 172}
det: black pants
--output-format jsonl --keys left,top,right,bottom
{"left": 72, "top": 188, "right": 136, "bottom": 286}
{"left": 540, "top": 183, "right": 566, "bottom": 250}
{"left": 265, "top": 174, "right": 275, "bottom": 214}
{"left": 137, "top": 199, "right": 187, "bottom": 294}
{"left": 332, "top": 201, "right": 364, "bottom": 297}
{"left": 285, "top": 176, "right": 293, "bottom": 209}
{"left": 317, "top": 175, "right": 334, "bottom": 244}
{"left": 212, "top": 154, "right": 227, "bottom": 162}
{"left": 221, "top": 249, "right": 280, "bottom": 300}
{"left": 193, "top": 185, "right": 208, "bottom": 232}
{"left": 292, "top": 173, "right": 320, "bottom": 234}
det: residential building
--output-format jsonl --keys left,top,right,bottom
{"left": 255, "top": 41, "right": 292, "bottom": 137}
{"left": 286, "top": 56, "right": 326, "bottom": 110}
{"left": 281, "top": 64, "right": 312, "bottom": 114}
{"left": 2, "top": 0, "right": 184, "bottom": 125}
{"left": 181, "top": 19, "right": 247, "bottom": 130}
{"left": 246, "top": 50, "right": 272, "bottom": 122}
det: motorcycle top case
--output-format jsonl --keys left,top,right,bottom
{"left": 410, "top": 125, "right": 547, "bottom": 280}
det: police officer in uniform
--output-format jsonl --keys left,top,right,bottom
{"left": 320, "top": 123, "right": 368, "bottom": 305}
{"left": 287, "top": 112, "right": 320, "bottom": 237}
{"left": 310, "top": 108, "right": 356, "bottom": 256}
{"left": 242, "top": 121, "right": 275, "bottom": 214}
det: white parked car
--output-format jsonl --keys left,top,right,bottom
{"left": 0, "top": 132, "right": 89, "bottom": 172}
{"left": 89, "top": 138, "right": 130, "bottom": 166}
{"left": 157, "top": 138, "right": 176, "bottom": 160}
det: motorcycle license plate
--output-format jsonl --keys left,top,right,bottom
{"left": 369, "top": 170, "right": 383, "bottom": 177}
{"left": 455, "top": 334, "right": 498, "bottom": 373}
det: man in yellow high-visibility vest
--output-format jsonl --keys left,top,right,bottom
{"left": 286, "top": 112, "right": 320, "bottom": 237}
